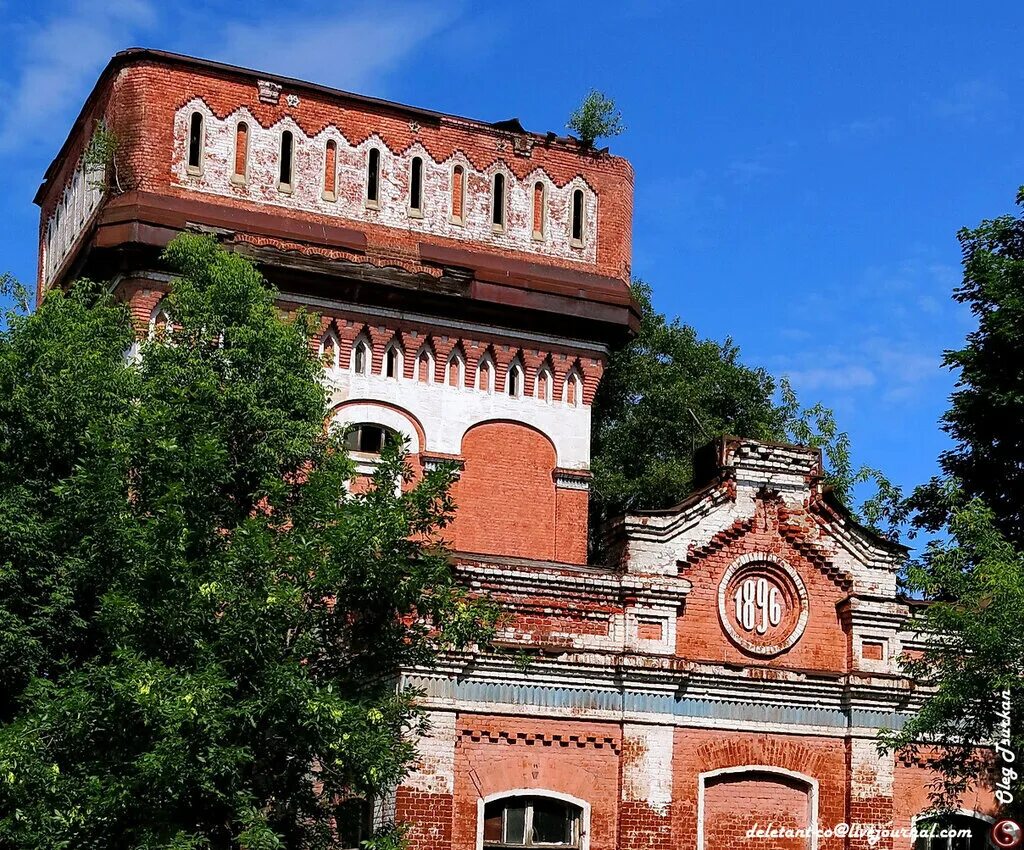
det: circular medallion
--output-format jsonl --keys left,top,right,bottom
{"left": 717, "top": 553, "right": 808, "bottom": 656}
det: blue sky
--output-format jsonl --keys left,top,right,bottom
{"left": 1, "top": 0, "right": 1021, "bottom": 513}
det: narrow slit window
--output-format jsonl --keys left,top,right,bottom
{"left": 233, "top": 122, "right": 248, "bottom": 180}
{"left": 279, "top": 130, "right": 294, "bottom": 189}
{"left": 571, "top": 188, "right": 585, "bottom": 244}
{"left": 187, "top": 112, "right": 203, "bottom": 171}
{"left": 353, "top": 339, "right": 371, "bottom": 375}
{"left": 366, "top": 148, "right": 380, "bottom": 204}
{"left": 451, "top": 165, "right": 465, "bottom": 222}
{"left": 447, "top": 353, "right": 464, "bottom": 387}
{"left": 324, "top": 139, "right": 337, "bottom": 197}
{"left": 385, "top": 345, "right": 400, "bottom": 378}
{"left": 532, "top": 182, "right": 545, "bottom": 238}
{"left": 507, "top": 363, "right": 522, "bottom": 397}
{"left": 478, "top": 359, "right": 492, "bottom": 392}
{"left": 409, "top": 156, "right": 423, "bottom": 214}
{"left": 492, "top": 173, "right": 506, "bottom": 229}
{"left": 537, "top": 368, "right": 551, "bottom": 402}
{"left": 417, "top": 350, "right": 432, "bottom": 383}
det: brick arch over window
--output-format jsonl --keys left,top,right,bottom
{"left": 455, "top": 421, "right": 557, "bottom": 560}
{"left": 698, "top": 766, "right": 818, "bottom": 850}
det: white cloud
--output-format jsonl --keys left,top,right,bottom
{"left": 0, "top": 0, "right": 156, "bottom": 153}
{"left": 212, "top": 1, "right": 461, "bottom": 94}
{"left": 932, "top": 79, "right": 1007, "bottom": 123}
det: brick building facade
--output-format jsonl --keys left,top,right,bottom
{"left": 36, "top": 49, "right": 997, "bottom": 849}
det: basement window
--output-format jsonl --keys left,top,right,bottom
{"left": 278, "top": 130, "right": 294, "bottom": 192}
{"left": 483, "top": 796, "right": 582, "bottom": 849}
{"left": 366, "top": 148, "right": 381, "bottom": 207}
{"left": 409, "top": 156, "right": 424, "bottom": 216}
{"left": 187, "top": 111, "right": 204, "bottom": 174}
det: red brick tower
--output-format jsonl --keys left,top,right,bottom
{"left": 38, "top": 50, "right": 998, "bottom": 850}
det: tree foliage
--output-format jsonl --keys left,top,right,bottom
{"left": 0, "top": 235, "right": 495, "bottom": 849}
{"left": 913, "top": 188, "right": 1024, "bottom": 547}
{"left": 590, "top": 280, "right": 894, "bottom": 538}
{"left": 880, "top": 488, "right": 1024, "bottom": 818}
{"left": 566, "top": 90, "right": 625, "bottom": 147}
{"left": 884, "top": 189, "right": 1024, "bottom": 813}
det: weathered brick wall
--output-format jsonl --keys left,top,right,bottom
{"left": 452, "top": 714, "right": 621, "bottom": 850}
{"left": 39, "top": 55, "right": 634, "bottom": 290}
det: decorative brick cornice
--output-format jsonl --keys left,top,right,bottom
{"left": 458, "top": 727, "right": 620, "bottom": 752}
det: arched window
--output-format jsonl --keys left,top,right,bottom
{"left": 187, "top": 111, "right": 204, "bottom": 173}
{"left": 383, "top": 342, "right": 403, "bottom": 379}
{"left": 343, "top": 424, "right": 397, "bottom": 456}
{"left": 232, "top": 121, "right": 249, "bottom": 183}
{"left": 323, "top": 139, "right": 338, "bottom": 199}
{"left": 366, "top": 148, "right": 380, "bottom": 206}
{"left": 535, "top": 365, "right": 552, "bottom": 402}
{"left": 532, "top": 181, "right": 545, "bottom": 239}
{"left": 451, "top": 164, "right": 466, "bottom": 223}
{"left": 278, "top": 130, "right": 294, "bottom": 191}
{"left": 319, "top": 330, "right": 340, "bottom": 370}
{"left": 416, "top": 346, "right": 434, "bottom": 383}
{"left": 913, "top": 814, "right": 994, "bottom": 850}
{"left": 477, "top": 356, "right": 494, "bottom": 392}
{"left": 446, "top": 350, "right": 465, "bottom": 387}
{"left": 352, "top": 335, "right": 372, "bottom": 375}
{"left": 491, "top": 173, "right": 506, "bottom": 230}
{"left": 564, "top": 369, "right": 583, "bottom": 406}
{"left": 483, "top": 796, "right": 582, "bottom": 849}
{"left": 570, "top": 188, "right": 585, "bottom": 246}
{"left": 409, "top": 156, "right": 424, "bottom": 215}
{"left": 507, "top": 360, "right": 524, "bottom": 398}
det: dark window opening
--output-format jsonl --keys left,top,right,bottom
{"left": 354, "top": 342, "right": 369, "bottom": 374}
{"left": 279, "top": 130, "right": 294, "bottom": 187}
{"left": 367, "top": 148, "right": 380, "bottom": 203}
{"left": 508, "top": 367, "right": 520, "bottom": 397}
{"left": 483, "top": 796, "right": 581, "bottom": 849}
{"left": 410, "top": 156, "right": 423, "bottom": 212}
{"left": 188, "top": 112, "right": 203, "bottom": 169}
{"left": 492, "top": 173, "right": 506, "bottom": 228}
{"left": 386, "top": 346, "right": 399, "bottom": 378}
{"left": 344, "top": 425, "right": 397, "bottom": 455}
{"left": 913, "top": 815, "right": 994, "bottom": 850}
{"left": 571, "top": 189, "right": 584, "bottom": 243}
{"left": 336, "top": 796, "right": 373, "bottom": 849}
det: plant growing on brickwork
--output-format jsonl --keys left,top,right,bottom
{"left": 877, "top": 188, "right": 1024, "bottom": 817}
{"left": 0, "top": 234, "right": 497, "bottom": 849}
{"left": 566, "top": 90, "right": 626, "bottom": 147}
{"left": 83, "top": 119, "right": 123, "bottom": 193}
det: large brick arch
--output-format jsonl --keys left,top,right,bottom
{"left": 454, "top": 420, "right": 557, "bottom": 560}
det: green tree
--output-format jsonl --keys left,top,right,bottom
{"left": 882, "top": 189, "right": 1024, "bottom": 813}
{"left": 590, "top": 280, "right": 894, "bottom": 539}
{"left": 879, "top": 488, "right": 1024, "bottom": 818}
{"left": 0, "top": 235, "right": 495, "bottom": 850}
{"left": 913, "top": 188, "right": 1024, "bottom": 547}
{"left": 566, "top": 90, "right": 625, "bottom": 147}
